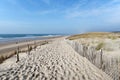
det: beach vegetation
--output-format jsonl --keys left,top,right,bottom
{"left": 0, "top": 55, "right": 4, "bottom": 63}
{"left": 108, "top": 36, "right": 118, "bottom": 40}
{"left": 41, "top": 41, "right": 48, "bottom": 45}
{"left": 95, "top": 42, "right": 104, "bottom": 50}
{"left": 67, "top": 32, "right": 120, "bottom": 40}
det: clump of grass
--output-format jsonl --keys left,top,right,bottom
{"left": 41, "top": 41, "right": 48, "bottom": 45}
{"left": 96, "top": 42, "right": 105, "bottom": 50}
{"left": 0, "top": 56, "right": 5, "bottom": 63}
{"left": 28, "top": 46, "right": 32, "bottom": 51}
{"left": 0, "top": 51, "right": 17, "bottom": 64}
{"left": 0, "top": 55, "right": 10, "bottom": 63}
{"left": 108, "top": 36, "right": 118, "bottom": 40}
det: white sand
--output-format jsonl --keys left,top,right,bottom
{"left": 0, "top": 53, "right": 27, "bottom": 71}
{"left": 0, "top": 38, "right": 112, "bottom": 80}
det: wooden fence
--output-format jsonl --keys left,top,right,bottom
{"left": 66, "top": 40, "right": 120, "bottom": 80}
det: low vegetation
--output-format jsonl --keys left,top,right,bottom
{"left": 0, "top": 51, "right": 16, "bottom": 63}
{"left": 95, "top": 42, "right": 105, "bottom": 50}
{"left": 67, "top": 32, "right": 120, "bottom": 40}
{"left": 41, "top": 41, "right": 48, "bottom": 45}
{"left": 0, "top": 55, "right": 6, "bottom": 63}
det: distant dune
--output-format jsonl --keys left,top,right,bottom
{"left": 67, "top": 32, "right": 120, "bottom": 40}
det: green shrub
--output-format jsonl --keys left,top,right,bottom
{"left": 108, "top": 36, "right": 117, "bottom": 40}
{"left": 96, "top": 42, "right": 104, "bottom": 50}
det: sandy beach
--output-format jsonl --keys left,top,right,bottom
{"left": 0, "top": 37, "right": 112, "bottom": 80}
{"left": 0, "top": 0, "right": 120, "bottom": 79}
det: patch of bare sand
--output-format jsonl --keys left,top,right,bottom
{"left": 0, "top": 53, "right": 27, "bottom": 71}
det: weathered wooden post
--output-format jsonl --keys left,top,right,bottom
{"left": 91, "top": 47, "right": 94, "bottom": 64}
{"left": 27, "top": 44, "right": 30, "bottom": 54}
{"left": 16, "top": 46, "right": 20, "bottom": 63}
{"left": 83, "top": 46, "right": 85, "bottom": 57}
{"left": 34, "top": 41, "right": 36, "bottom": 51}
{"left": 83, "top": 46, "right": 87, "bottom": 57}
{"left": 100, "top": 49, "right": 103, "bottom": 69}
{"left": 118, "top": 59, "right": 120, "bottom": 80}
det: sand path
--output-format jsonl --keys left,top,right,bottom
{"left": 0, "top": 39, "right": 112, "bottom": 80}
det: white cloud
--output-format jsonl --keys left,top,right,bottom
{"left": 65, "top": 0, "right": 120, "bottom": 26}
{"left": 66, "top": 0, "right": 120, "bottom": 17}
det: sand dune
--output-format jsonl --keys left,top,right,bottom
{"left": 0, "top": 39, "right": 112, "bottom": 80}
{"left": 67, "top": 33, "right": 120, "bottom": 79}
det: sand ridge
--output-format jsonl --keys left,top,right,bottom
{"left": 0, "top": 39, "right": 112, "bottom": 80}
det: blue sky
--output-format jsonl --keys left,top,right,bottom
{"left": 0, "top": 0, "right": 120, "bottom": 34}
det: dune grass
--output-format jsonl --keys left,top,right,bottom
{"left": 67, "top": 32, "right": 120, "bottom": 40}
{"left": 95, "top": 42, "right": 105, "bottom": 50}
{"left": 0, "top": 51, "right": 16, "bottom": 63}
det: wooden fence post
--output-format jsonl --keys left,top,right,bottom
{"left": 27, "top": 44, "right": 30, "bottom": 54}
{"left": 16, "top": 46, "right": 20, "bottom": 62}
{"left": 100, "top": 49, "right": 103, "bottom": 69}
{"left": 34, "top": 41, "right": 36, "bottom": 51}
{"left": 83, "top": 46, "right": 85, "bottom": 57}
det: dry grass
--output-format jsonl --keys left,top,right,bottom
{"left": 41, "top": 41, "right": 49, "bottom": 45}
{"left": 67, "top": 32, "right": 120, "bottom": 40}
{"left": 0, "top": 51, "right": 16, "bottom": 63}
